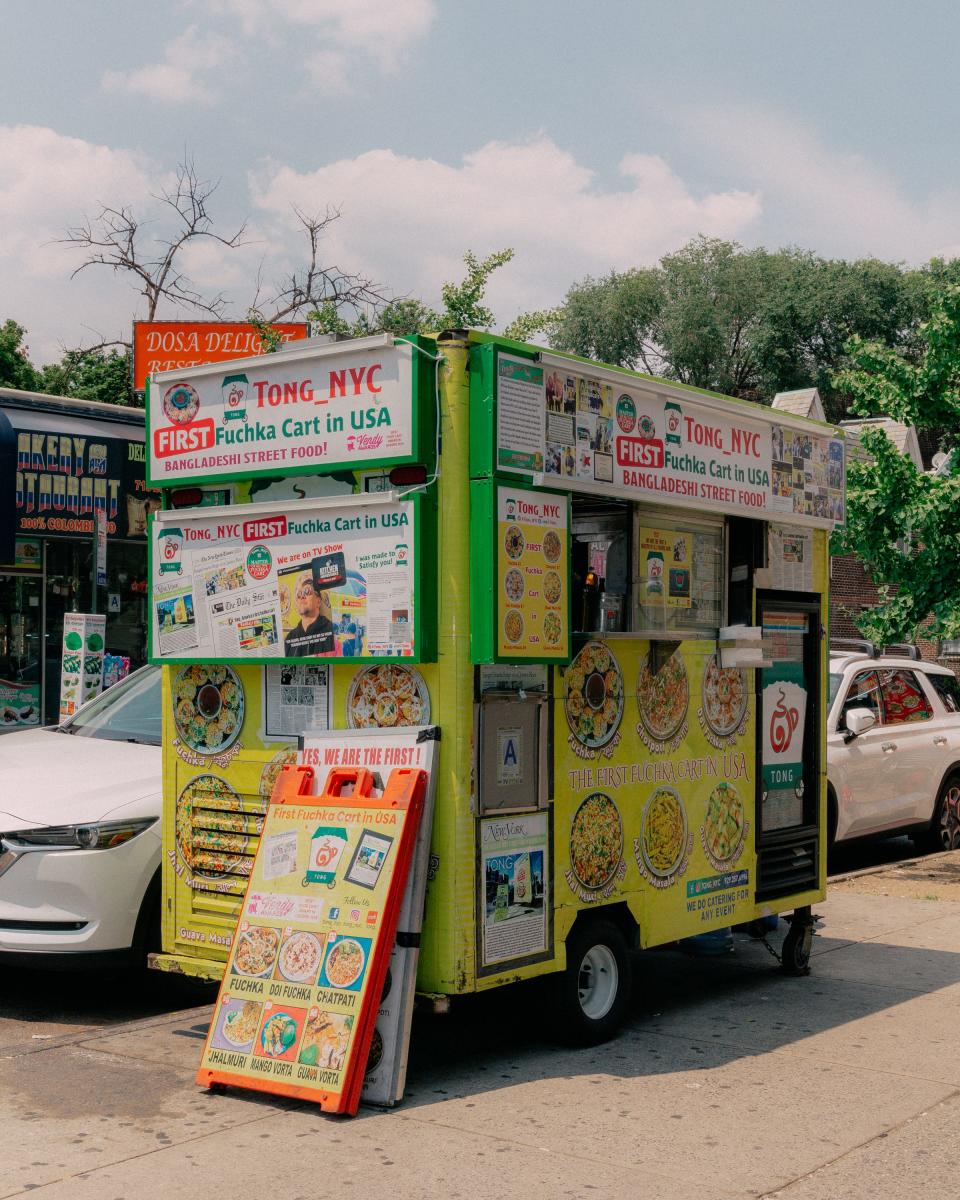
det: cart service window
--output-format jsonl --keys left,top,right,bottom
{"left": 632, "top": 508, "right": 724, "bottom": 636}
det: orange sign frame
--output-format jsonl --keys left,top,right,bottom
{"left": 196, "top": 763, "right": 426, "bottom": 1115}
{"left": 133, "top": 321, "right": 308, "bottom": 391}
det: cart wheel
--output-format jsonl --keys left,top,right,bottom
{"left": 549, "top": 918, "right": 631, "bottom": 1046}
{"left": 780, "top": 920, "right": 813, "bottom": 976}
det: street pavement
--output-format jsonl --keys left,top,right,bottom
{"left": 3, "top": 853, "right": 960, "bottom": 1199}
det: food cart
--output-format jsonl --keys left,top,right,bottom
{"left": 149, "top": 329, "right": 844, "bottom": 1050}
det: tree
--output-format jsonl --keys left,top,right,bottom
{"left": 38, "top": 348, "right": 138, "bottom": 408}
{"left": 832, "top": 283, "right": 960, "bottom": 641}
{"left": 62, "top": 157, "right": 387, "bottom": 348}
{"left": 547, "top": 237, "right": 925, "bottom": 413}
{"left": 305, "top": 248, "right": 515, "bottom": 338}
{"left": 0, "top": 319, "right": 40, "bottom": 390}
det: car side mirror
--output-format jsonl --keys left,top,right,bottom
{"left": 844, "top": 707, "right": 877, "bottom": 739}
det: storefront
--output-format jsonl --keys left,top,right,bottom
{"left": 0, "top": 389, "right": 156, "bottom": 727}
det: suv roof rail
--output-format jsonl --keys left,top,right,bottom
{"left": 830, "top": 637, "right": 877, "bottom": 657}
{"left": 882, "top": 643, "right": 922, "bottom": 661}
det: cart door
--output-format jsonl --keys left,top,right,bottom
{"left": 755, "top": 596, "right": 822, "bottom": 899}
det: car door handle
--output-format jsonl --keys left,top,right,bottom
{"left": 934, "top": 736, "right": 948, "bottom": 746}
{"left": 881, "top": 742, "right": 897, "bottom": 752}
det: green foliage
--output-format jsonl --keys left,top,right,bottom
{"left": 502, "top": 307, "right": 565, "bottom": 344}
{"left": 0, "top": 319, "right": 40, "bottom": 390}
{"left": 549, "top": 237, "right": 925, "bottom": 414}
{"left": 550, "top": 269, "right": 663, "bottom": 369}
{"left": 245, "top": 309, "right": 286, "bottom": 353}
{"left": 38, "top": 348, "right": 138, "bottom": 408}
{"left": 832, "top": 284, "right": 960, "bottom": 641}
{"left": 438, "top": 248, "right": 514, "bottom": 329}
{"left": 307, "top": 249, "right": 513, "bottom": 338}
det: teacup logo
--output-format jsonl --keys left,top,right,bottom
{"left": 770, "top": 688, "right": 800, "bottom": 753}
{"left": 665, "top": 401, "right": 682, "bottom": 446}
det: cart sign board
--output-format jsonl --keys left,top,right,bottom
{"left": 150, "top": 491, "right": 431, "bottom": 664}
{"left": 473, "top": 345, "right": 845, "bottom": 529}
{"left": 147, "top": 335, "right": 430, "bottom": 487}
{"left": 299, "top": 726, "right": 439, "bottom": 1107}
{"left": 196, "top": 763, "right": 426, "bottom": 1116}
{"left": 134, "top": 321, "right": 309, "bottom": 392}
{"left": 470, "top": 480, "right": 571, "bottom": 665}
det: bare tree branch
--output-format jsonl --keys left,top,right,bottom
{"left": 60, "top": 156, "right": 247, "bottom": 321}
{"left": 257, "top": 206, "right": 389, "bottom": 323}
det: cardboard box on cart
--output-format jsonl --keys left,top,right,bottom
{"left": 149, "top": 329, "right": 844, "bottom": 1054}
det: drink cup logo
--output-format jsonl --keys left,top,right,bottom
{"left": 665, "top": 402, "right": 683, "bottom": 446}
{"left": 770, "top": 688, "right": 801, "bottom": 753}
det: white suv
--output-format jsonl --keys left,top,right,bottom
{"left": 827, "top": 644, "right": 960, "bottom": 853}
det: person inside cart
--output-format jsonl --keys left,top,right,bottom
{"left": 284, "top": 572, "right": 334, "bottom": 656}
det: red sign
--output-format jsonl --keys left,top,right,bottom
{"left": 152, "top": 419, "right": 216, "bottom": 458}
{"left": 242, "top": 517, "right": 287, "bottom": 542}
{"left": 615, "top": 436, "right": 665, "bottom": 469}
{"left": 134, "top": 321, "right": 309, "bottom": 391}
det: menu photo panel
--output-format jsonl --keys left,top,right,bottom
{"left": 471, "top": 479, "right": 571, "bottom": 665}
{"left": 150, "top": 491, "right": 435, "bottom": 665}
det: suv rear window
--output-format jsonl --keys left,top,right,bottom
{"left": 928, "top": 672, "right": 960, "bottom": 714}
{"left": 881, "top": 670, "right": 933, "bottom": 724}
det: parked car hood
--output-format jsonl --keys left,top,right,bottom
{"left": 0, "top": 728, "right": 160, "bottom": 830}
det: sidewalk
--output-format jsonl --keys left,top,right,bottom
{"left": 3, "top": 854, "right": 959, "bottom": 1200}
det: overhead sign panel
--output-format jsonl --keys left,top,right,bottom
{"left": 150, "top": 491, "right": 431, "bottom": 664}
{"left": 477, "top": 346, "right": 845, "bottom": 529}
{"left": 147, "top": 335, "right": 430, "bottom": 487}
{"left": 134, "top": 321, "right": 308, "bottom": 392}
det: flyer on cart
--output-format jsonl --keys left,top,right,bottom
{"left": 150, "top": 494, "right": 418, "bottom": 663}
{"left": 479, "top": 812, "right": 549, "bottom": 969}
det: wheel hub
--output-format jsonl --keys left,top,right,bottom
{"left": 577, "top": 943, "right": 619, "bottom": 1020}
{"left": 938, "top": 785, "right": 960, "bottom": 851}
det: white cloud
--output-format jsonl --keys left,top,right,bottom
{"left": 249, "top": 136, "right": 762, "bottom": 321}
{"left": 678, "top": 103, "right": 960, "bottom": 264}
{"left": 0, "top": 126, "right": 162, "bottom": 362}
{"left": 206, "top": 0, "right": 437, "bottom": 91}
{"left": 101, "top": 26, "right": 240, "bottom": 105}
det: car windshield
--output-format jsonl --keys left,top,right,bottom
{"left": 828, "top": 672, "right": 843, "bottom": 706}
{"left": 60, "top": 666, "right": 161, "bottom": 745}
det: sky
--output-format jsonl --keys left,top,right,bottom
{"left": 4, "top": 0, "right": 960, "bottom": 363}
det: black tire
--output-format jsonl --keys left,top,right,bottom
{"left": 913, "top": 774, "right": 960, "bottom": 854}
{"left": 780, "top": 921, "right": 813, "bottom": 976}
{"left": 132, "top": 869, "right": 162, "bottom": 966}
{"left": 549, "top": 918, "right": 631, "bottom": 1046}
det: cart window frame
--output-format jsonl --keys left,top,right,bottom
{"left": 631, "top": 505, "right": 726, "bottom": 640}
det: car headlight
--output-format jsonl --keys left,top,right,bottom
{"left": 5, "top": 818, "right": 158, "bottom": 850}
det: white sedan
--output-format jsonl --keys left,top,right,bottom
{"left": 0, "top": 666, "right": 161, "bottom": 968}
